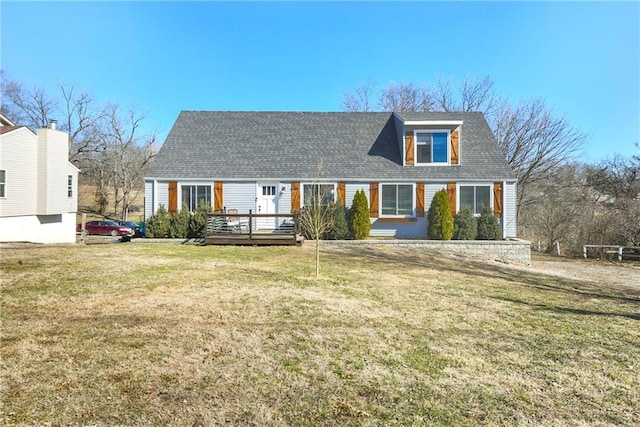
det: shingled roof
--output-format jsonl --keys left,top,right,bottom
{"left": 147, "top": 111, "right": 516, "bottom": 182}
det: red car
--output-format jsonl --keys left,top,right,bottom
{"left": 78, "top": 220, "right": 134, "bottom": 237}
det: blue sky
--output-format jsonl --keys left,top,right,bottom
{"left": 2, "top": 1, "right": 638, "bottom": 162}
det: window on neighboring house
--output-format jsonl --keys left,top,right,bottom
{"left": 181, "top": 185, "right": 211, "bottom": 212}
{"left": 0, "top": 170, "right": 5, "bottom": 198}
{"left": 416, "top": 131, "right": 448, "bottom": 164}
{"left": 381, "top": 184, "right": 414, "bottom": 216}
{"left": 68, "top": 175, "right": 73, "bottom": 197}
{"left": 302, "top": 183, "right": 335, "bottom": 207}
{"left": 460, "top": 185, "right": 491, "bottom": 215}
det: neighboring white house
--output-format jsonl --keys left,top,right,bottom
{"left": 0, "top": 114, "right": 79, "bottom": 243}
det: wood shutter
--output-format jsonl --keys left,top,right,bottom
{"left": 369, "top": 182, "right": 379, "bottom": 218}
{"left": 214, "top": 182, "right": 223, "bottom": 212}
{"left": 450, "top": 130, "right": 459, "bottom": 164}
{"left": 168, "top": 181, "right": 177, "bottom": 215}
{"left": 405, "top": 131, "right": 414, "bottom": 166}
{"left": 337, "top": 182, "right": 346, "bottom": 207}
{"left": 493, "top": 182, "right": 503, "bottom": 218}
{"left": 291, "top": 182, "right": 300, "bottom": 213}
{"left": 416, "top": 183, "right": 425, "bottom": 217}
{"left": 447, "top": 182, "right": 457, "bottom": 216}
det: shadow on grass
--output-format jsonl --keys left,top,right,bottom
{"left": 333, "top": 247, "right": 640, "bottom": 306}
{"left": 493, "top": 295, "right": 640, "bottom": 321}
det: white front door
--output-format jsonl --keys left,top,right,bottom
{"left": 256, "top": 183, "right": 278, "bottom": 229}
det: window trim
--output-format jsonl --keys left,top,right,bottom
{"left": 67, "top": 175, "right": 73, "bottom": 198}
{"left": 179, "top": 182, "right": 213, "bottom": 213}
{"left": 0, "top": 170, "right": 5, "bottom": 198}
{"left": 301, "top": 182, "right": 337, "bottom": 208}
{"left": 414, "top": 129, "right": 451, "bottom": 166}
{"left": 379, "top": 182, "right": 416, "bottom": 218}
{"left": 458, "top": 183, "right": 493, "bottom": 216}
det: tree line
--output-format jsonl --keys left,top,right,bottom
{"left": 343, "top": 76, "right": 639, "bottom": 254}
{"left": 1, "top": 71, "right": 157, "bottom": 220}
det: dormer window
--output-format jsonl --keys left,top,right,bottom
{"left": 416, "top": 131, "right": 449, "bottom": 164}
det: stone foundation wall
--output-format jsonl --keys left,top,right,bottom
{"left": 326, "top": 239, "right": 531, "bottom": 265}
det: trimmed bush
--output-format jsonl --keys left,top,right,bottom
{"left": 326, "top": 202, "right": 349, "bottom": 240}
{"left": 453, "top": 206, "right": 477, "bottom": 240}
{"left": 169, "top": 203, "right": 191, "bottom": 238}
{"left": 427, "top": 189, "right": 454, "bottom": 240}
{"left": 188, "top": 201, "right": 210, "bottom": 238}
{"left": 145, "top": 204, "right": 170, "bottom": 238}
{"left": 350, "top": 189, "right": 371, "bottom": 239}
{"left": 477, "top": 205, "right": 503, "bottom": 240}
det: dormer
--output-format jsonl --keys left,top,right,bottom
{"left": 393, "top": 114, "right": 463, "bottom": 166}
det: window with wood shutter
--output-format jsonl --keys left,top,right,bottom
{"left": 181, "top": 185, "right": 211, "bottom": 212}
{"left": 381, "top": 184, "right": 414, "bottom": 216}
{"left": 450, "top": 130, "right": 459, "bottom": 164}
{"left": 291, "top": 182, "right": 300, "bottom": 213}
{"left": 405, "top": 131, "right": 414, "bottom": 166}
{"left": 369, "top": 182, "right": 379, "bottom": 218}
{"left": 459, "top": 184, "right": 491, "bottom": 215}
{"left": 415, "top": 131, "right": 449, "bottom": 164}
{"left": 168, "top": 181, "right": 177, "bottom": 215}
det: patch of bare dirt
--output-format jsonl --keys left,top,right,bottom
{"left": 508, "top": 253, "right": 640, "bottom": 291}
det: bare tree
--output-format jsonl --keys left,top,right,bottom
{"left": 104, "top": 104, "right": 157, "bottom": 220}
{"left": 379, "top": 82, "right": 434, "bottom": 112}
{"left": 341, "top": 79, "right": 376, "bottom": 112}
{"left": 299, "top": 161, "right": 338, "bottom": 278}
{"left": 492, "top": 99, "right": 587, "bottom": 214}
{"left": 60, "top": 84, "right": 108, "bottom": 162}
{"left": 1, "top": 72, "right": 57, "bottom": 128}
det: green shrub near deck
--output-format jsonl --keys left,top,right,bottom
{"left": 427, "top": 189, "right": 454, "bottom": 240}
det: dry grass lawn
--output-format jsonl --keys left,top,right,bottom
{"left": 1, "top": 242, "right": 638, "bottom": 426}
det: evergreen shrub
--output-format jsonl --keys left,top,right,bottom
{"left": 326, "top": 202, "right": 349, "bottom": 240}
{"left": 476, "top": 205, "right": 503, "bottom": 240}
{"left": 145, "top": 204, "right": 170, "bottom": 238}
{"left": 170, "top": 203, "right": 191, "bottom": 238}
{"left": 427, "top": 189, "right": 454, "bottom": 240}
{"left": 350, "top": 189, "right": 371, "bottom": 240}
{"left": 188, "top": 201, "right": 210, "bottom": 238}
{"left": 453, "top": 206, "right": 477, "bottom": 240}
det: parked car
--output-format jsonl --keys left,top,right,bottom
{"left": 77, "top": 220, "right": 134, "bottom": 237}
{"left": 115, "top": 220, "right": 145, "bottom": 238}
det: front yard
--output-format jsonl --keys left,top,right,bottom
{"left": 1, "top": 243, "right": 638, "bottom": 425}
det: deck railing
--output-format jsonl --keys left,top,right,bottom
{"left": 205, "top": 210, "right": 301, "bottom": 245}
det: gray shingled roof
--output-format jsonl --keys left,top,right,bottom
{"left": 147, "top": 111, "right": 516, "bottom": 181}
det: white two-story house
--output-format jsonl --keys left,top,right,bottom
{"left": 0, "top": 114, "right": 79, "bottom": 243}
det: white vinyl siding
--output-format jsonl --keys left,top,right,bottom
{"left": 278, "top": 182, "right": 292, "bottom": 215}
{"left": 224, "top": 182, "right": 256, "bottom": 213}
{"left": 370, "top": 217, "right": 427, "bottom": 238}
{"left": 144, "top": 180, "right": 154, "bottom": 220}
{"left": 345, "top": 183, "right": 369, "bottom": 208}
{"left": 156, "top": 181, "right": 169, "bottom": 212}
{"left": 0, "top": 127, "right": 38, "bottom": 217}
{"left": 424, "top": 183, "right": 447, "bottom": 213}
{"left": 503, "top": 181, "right": 517, "bottom": 238}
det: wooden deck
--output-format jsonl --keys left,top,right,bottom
{"left": 205, "top": 211, "right": 303, "bottom": 246}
